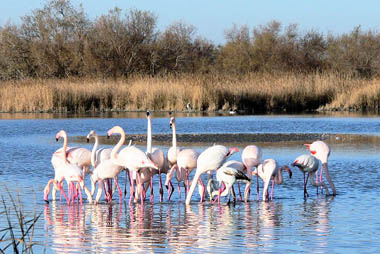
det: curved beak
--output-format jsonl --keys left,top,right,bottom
{"left": 56, "top": 138, "right": 59, "bottom": 142}
{"left": 304, "top": 144, "right": 311, "bottom": 150}
{"left": 86, "top": 138, "right": 89, "bottom": 143}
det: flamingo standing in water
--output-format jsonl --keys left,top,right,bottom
{"left": 254, "top": 159, "right": 292, "bottom": 201}
{"left": 46, "top": 130, "right": 91, "bottom": 202}
{"left": 44, "top": 130, "right": 93, "bottom": 204}
{"left": 292, "top": 154, "right": 330, "bottom": 197}
{"left": 167, "top": 112, "right": 181, "bottom": 172}
{"left": 185, "top": 145, "right": 239, "bottom": 205}
{"left": 242, "top": 145, "right": 262, "bottom": 202}
{"left": 107, "top": 126, "right": 158, "bottom": 206}
{"left": 207, "top": 160, "right": 245, "bottom": 201}
{"left": 165, "top": 148, "right": 199, "bottom": 201}
{"left": 304, "top": 140, "right": 336, "bottom": 196}
{"left": 210, "top": 166, "right": 251, "bottom": 204}
{"left": 145, "top": 111, "right": 166, "bottom": 202}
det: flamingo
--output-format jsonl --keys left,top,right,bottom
{"left": 167, "top": 112, "right": 181, "bottom": 171}
{"left": 45, "top": 130, "right": 93, "bottom": 204}
{"left": 242, "top": 145, "right": 262, "bottom": 202}
{"left": 165, "top": 148, "right": 199, "bottom": 201}
{"left": 185, "top": 145, "right": 239, "bottom": 205}
{"left": 253, "top": 159, "right": 292, "bottom": 201}
{"left": 86, "top": 130, "right": 113, "bottom": 198}
{"left": 90, "top": 159, "right": 124, "bottom": 204}
{"left": 46, "top": 130, "right": 91, "bottom": 202}
{"left": 206, "top": 160, "right": 245, "bottom": 200}
{"left": 145, "top": 111, "right": 166, "bottom": 202}
{"left": 291, "top": 154, "right": 330, "bottom": 197}
{"left": 210, "top": 166, "right": 251, "bottom": 204}
{"left": 107, "top": 126, "right": 158, "bottom": 206}
{"left": 304, "top": 140, "right": 336, "bottom": 196}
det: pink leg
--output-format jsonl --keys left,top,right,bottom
{"left": 137, "top": 172, "right": 144, "bottom": 205}
{"left": 177, "top": 182, "right": 181, "bottom": 200}
{"left": 218, "top": 182, "right": 226, "bottom": 205}
{"left": 237, "top": 182, "right": 242, "bottom": 201}
{"left": 128, "top": 170, "right": 135, "bottom": 207}
{"left": 78, "top": 183, "right": 83, "bottom": 205}
{"left": 115, "top": 178, "right": 122, "bottom": 204}
{"left": 150, "top": 175, "right": 154, "bottom": 203}
{"left": 316, "top": 170, "right": 319, "bottom": 195}
{"left": 256, "top": 174, "right": 259, "bottom": 201}
{"left": 58, "top": 183, "right": 69, "bottom": 205}
{"left": 158, "top": 172, "right": 163, "bottom": 202}
{"left": 271, "top": 179, "right": 275, "bottom": 200}
{"left": 199, "top": 178, "right": 205, "bottom": 203}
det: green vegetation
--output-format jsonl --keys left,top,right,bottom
{"left": 1, "top": 0, "right": 380, "bottom": 113}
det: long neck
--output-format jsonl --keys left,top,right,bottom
{"left": 274, "top": 168, "right": 284, "bottom": 185}
{"left": 172, "top": 123, "right": 177, "bottom": 150}
{"left": 322, "top": 162, "right": 336, "bottom": 195}
{"left": 110, "top": 129, "right": 125, "bottom": 165}
{"left": 147, "top": 116, "right": 152, "bottom": 154}
{"left": 90, "top": 135, "right": 99, "bottom": 167}
{"left": 62, "top": 132, "right": 68, "bottom": 163}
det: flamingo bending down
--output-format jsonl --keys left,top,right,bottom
{"left": 206, "top": 160, "right": 245, "bottom": 200}
{"left": 292, "top": 154, "right": 330, "bottom": 197}
{"left": 304, "top": 140, "right": 336, "bottom": 196}
{"left": 211, "top": 166, "right": 251, "bottom": 204}
{"left": 107, "top": 126, "right": 158, "bottom": 206}
{"left": 254, "top": 159, "right": 292, "bottom": 201}
{"left": 242, "top": 145, "right": 262, "bottom": 202}
{"left": 185, "top": 145, "right": 239, "bottom": 205}
{"left": 165, "top": 148, "right": 199, "bottom": 201}
{"left": 46, "top": 130, "right": 91, "bottom": 202}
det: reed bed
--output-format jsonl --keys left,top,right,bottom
{"left": 0, "top": 190, "right": 41, "bottom": 253}
{"left": 0, "top": 73, "right": 377, "bottom": 113}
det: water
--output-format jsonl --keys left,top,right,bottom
{"left": 1, "top": 113, "right": 380, "bottom": 253}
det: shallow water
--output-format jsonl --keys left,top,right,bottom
{"left": 1, "top": 113, "right": 380, "bottom": 253}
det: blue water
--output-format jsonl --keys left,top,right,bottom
{"left": 1, "top": 113, "right": 380, "bottom": 253}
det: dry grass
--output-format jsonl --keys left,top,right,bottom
{"left": 0, "top": 73, "right": 377, "bottom": 113}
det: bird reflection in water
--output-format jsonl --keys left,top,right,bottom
{"left": 43, "top": 200, "right": 301, "bottom": 253}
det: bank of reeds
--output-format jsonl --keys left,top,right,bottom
{"left": 0, "top": 190, "right": 41, "bottom": 253}
{"left": 0, "top": 73, "right": 378, "bottom": 113}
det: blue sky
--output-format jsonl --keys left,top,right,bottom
{"left": 1, "top": 0, "right": 380, "bottom": 44}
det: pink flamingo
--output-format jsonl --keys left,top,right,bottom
{"left": 45, "top": 131, "right": 93, "bottom": 204}
{"left": 291, "top": 154, "right": 330, "bottom": 197}
{"left": 46, "top": 130, "right": 91, "bottom": 202}
{"left": 211, "top": 166, "right": 251, "bottom": 204}
{"left": 304, "top": 140, "right": 336, "bottom": 196}
{"left": 253, "top": 159, "right": 292, "bottom": 201}
{"left": 86, "top": 130, "right": 113, "bottom": 199}
{"left": 107, "top": 126, "right": 158, "bottom": 206}
{"left": 167, "top": 112, "right": 181, "bottom": 172}
{"left": 242, "top": 145, "right": 262, "bottom": 202}
{"left": 146, "top": 111, "right": 166, "bottom": 202}
{"left": 165, "top": 148, "right": 199, "bottom": 201}
{"left": 185, "top": 145, "right": 239, "bottom": 205}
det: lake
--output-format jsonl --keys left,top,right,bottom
{"left": 1, "top": 112, "right": 380, "bottom": 253}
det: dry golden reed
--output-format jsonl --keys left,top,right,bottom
{"left": 0, "top": 73, "right": 377, "bottom": 113}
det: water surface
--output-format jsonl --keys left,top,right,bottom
{"left": 1, "top": 113, "right": 380, "bottom": 253}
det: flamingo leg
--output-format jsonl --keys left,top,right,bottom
{"left": 78, "top": 183, "right": 83, "bottom": 205}
{"left": 237, "top": 182, "right": 242, "bottom": 201}
{"left": 177, "top": 182, "right": 182, "bottom": 200}
{"left": 124, "top": 170, "right": 128, "bottom": 198}
{"left": 150, "top": 175, "right": 154, "bottom": 203}
{"left": 115, "top": 178, "right": 122, "bottom": 204}
{"left": 199, "top": 177, "right": 206, "bottom": 203}
{"left": 305, "top": 172, "right": 310, "bottom": 197}
{"left": 256, "top": 174, "right": 259, "bottom": 201}
{"left": 168, "top": 181, "right": 174, "bottom": 201}
{"left": 159, "top": 171, "right": 163, "bottom": 202}
{"left": 319, "top": 166, "right": 324, "bottom": 193}
{"left": 58, "top": 183, "right": 69, "bottom": 205}
{"left": 218, "top": 182, "right": 226, "bottom": 205}
{"left": 137, "top": 172, "right": 144, "bottom": 205}
{"left": 316, "top": 170, "right": 319, "bottom": 195}
{"left": 271, "top": 179, "right": 275, "bottom": 200}
{"left": 128, "top": 170, "right": 135, "bottom": 207}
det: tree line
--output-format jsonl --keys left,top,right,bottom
{"left": 1, "top": 0, "right": 380, "bottom": 80}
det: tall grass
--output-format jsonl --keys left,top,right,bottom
{"left": 0, "top": 190, "right": 42, "bottom": 253}
{"left": 0, "top": 73, "right": 377, "bottom": 113}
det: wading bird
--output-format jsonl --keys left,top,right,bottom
{"left": 242, "top": 145, "right": 262, "bottom": 201}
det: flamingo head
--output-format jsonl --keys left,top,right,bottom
{"left": 227, "top": 147, "right": 239, "bottom": 158}
{"left": 55, "top": 130, "right": 66, "bottom": 142}
{"left": 169, "top": 116, "right": 175, "bottom": 129}
{"left": 43, "top": 185, "right": 50, "bottom": 203}
{"left": 305, "top": 140, "right": 330, "bottom": 164}
{"left": 107, "top": 126, "right": 123, "bottom": 138}
{"left": 86, "top": 130, "right": 96, "bottom": 143}
{"left": 281, "top": 165, "right": 293, "bottom": 178}
{"left": 146, "top": 111, "right": 151, "bottom": 118}
{"left": 143, "top": 159, "right": 159, "bottom": 170}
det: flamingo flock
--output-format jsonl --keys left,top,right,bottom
{"left": 44, "top": 112, "right": 337, "bottom": 206}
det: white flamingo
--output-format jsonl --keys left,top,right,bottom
{"left": 304, "top": 140, "right": 336, "bottom": 195}
{"left": 185, "top": 145, "right": 239, "bottom": 205}
{"left": 242, "top": 145, "right": 262, "bottom": 202}
{"left": 254, "top": 159, "right": 292, "bottom": 201}
{"left": 291, "top": 154, "right": 330, "bottom": 197}
{"left": 107, "top": 126, "right": 158, "bottom": 206}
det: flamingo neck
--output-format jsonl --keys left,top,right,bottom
{"left": 322, "top": 162, "right": 336, "bottom": 195}
{"left": 90, "top": 135, "right": 99, "bottom": 167}
{"left": 62, "top": 132, "right": 68, "bottom": 163}
{"left": 185, "top": 170, "right": 201, "bottom": 205}
{"left": 147, "top": 116, "right": 152, "bottom": 154}
{"left": 172, "top": 123, "right": 177, "bottom": 151}
{"left": 274, "top": 167, "right": 284, "bottom": 185}
{"left": 110, "top": 129, "right": 125, "bottom": 166}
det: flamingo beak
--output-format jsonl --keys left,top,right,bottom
{"left": 56, "top": 138, "right": 59, "bottom": 142}
{"left": 304, "top": 144, "right": 311, "bottom": 150}
{"left": 86, "top": 138, "right": 89, "bottom": 143}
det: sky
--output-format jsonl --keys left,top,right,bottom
{"left": 1, "top": 0, "right": 380, "bottom": 44}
